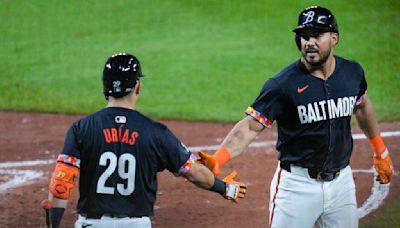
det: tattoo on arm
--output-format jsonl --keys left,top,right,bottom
{"left": 225, "top": 130, "right": 245, "bottom": 149}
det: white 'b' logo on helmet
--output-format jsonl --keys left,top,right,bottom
{"left": 302, "top": 11, "right": 315, "bottom": 24}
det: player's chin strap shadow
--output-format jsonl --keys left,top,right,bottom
{"left": 295, "top": 34, "right": 301, "bottom": 51}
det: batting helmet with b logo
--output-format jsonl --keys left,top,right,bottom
{"left": 293, "top": 6, "right": 339, "bottom": 50}
{"left": 293, "top": 6, "right": 338, "bottom": 34}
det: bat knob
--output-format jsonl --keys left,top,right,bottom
{"left": 41, "top": 199, "right": 53, "bottom": 209}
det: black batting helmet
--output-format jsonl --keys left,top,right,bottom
{"left": 293, "top": 6, "right": 338, "bottom": 34}
{"left": 293, "top": 6, "right": 339, "bottom": 50}
{"left": 102, "top": 53, "right": 144, "bottom": 99}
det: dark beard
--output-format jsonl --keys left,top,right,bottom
{"left": 302, "top": 49, "right": 331, "bottom": 67}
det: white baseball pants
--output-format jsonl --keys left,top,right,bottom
{"left": 269, "top": 163, "right": 357, "bottom": 228}
{"left": 75, "top": 214, "right": 152, "bottom": 228}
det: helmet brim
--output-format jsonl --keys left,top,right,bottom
{"left": 293, "top": 24, "right": 335, "bottom": 34}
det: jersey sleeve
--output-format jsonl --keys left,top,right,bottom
{"left": 58, "top": 123, "right": 81, "bottom": 169}
{"left": 356, "top": 65, "right": 368, "bottom": 106}
{"left": 245, "top": 78, "right": 283, "bottom": 128}
{"left": 157, "top": 126, "right": 194, "bottom": 176}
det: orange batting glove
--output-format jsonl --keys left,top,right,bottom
{"left": 222, "top": 171, "right": 247, "bottom": 203}
{"left": 373, "top": 154, "right": 393, "bottom": 184}
{"left": 197, "top": 146, "right": 231, "bottom": 176}
{"left": 369, "top": 135, "right": 394, "bottom": 184}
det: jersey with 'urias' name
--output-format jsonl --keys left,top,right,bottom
{"left": 60, "top": 107, "right": 191, "bottom": 217}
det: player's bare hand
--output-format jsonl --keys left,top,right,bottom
{"left": 373, "top": 153, "right": 394, "bottom": 184}
{"left": 222, "top": 171, "right": 247, "bottom": 202}
{"left": 197, "top": 151, "right": 221, "bottom": 176}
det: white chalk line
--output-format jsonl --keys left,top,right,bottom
{"left": 354, "top": 166, "right": 391, "bottom": 219}
{"left": 0, "top": 169, "right": 45, "bottom": 192}
{"left": 0, "top": 160, "right": 55, "bottom": 193}
{"left": 0, "top": 130, "right": 398, "bottom": 219}
{"left": 0, "top": 159, "right": 55, "bottom": 168}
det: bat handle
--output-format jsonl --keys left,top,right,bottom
{"left": 41, "top": 199, "right": 52, "bottom": 228}
{"left": 45, "top": 208, "right": 51, "bottom": 228}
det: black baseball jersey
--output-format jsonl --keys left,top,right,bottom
{"left": 246, "top": 56, "right": 367, "bottom": 172}
{"left": 57, "top": 107, "right": 194, "bottom": 217}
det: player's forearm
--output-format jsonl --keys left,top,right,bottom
{"left": 355, "top": 97, "right": 390, "bottom": 157}
{"left": 354, "top": 97, "right": 393, "bottom": 184}
{"left": 221, "top": 116, "right": 264, "bottom": 159}
{"left": 354, "top": 97, "right": 380, "bottom": 138}
{"left": 197, "top": 116, "right": 264, "bottom": 176}
{"left": 184, "top": 163, "right": 216, "bottom": 190}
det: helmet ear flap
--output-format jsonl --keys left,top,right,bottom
{"left": 295, "top": 34, "right": 301, "bottom": 51}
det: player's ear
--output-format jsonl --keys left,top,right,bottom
{"left": 331, "top": 32, "right": 339, "bottom": 46}
{"left": 134, "top": 80, "right": 141, "bottom": 95}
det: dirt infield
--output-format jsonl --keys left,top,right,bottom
{"left": 0, "top": 111, "right": 398, "bottom": 227}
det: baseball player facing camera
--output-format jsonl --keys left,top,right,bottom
{"left": 198, "top": 6, "right": 394, "bottom": 228}
{"left": 45, "top": 53, "right": 246, "bottom": 228}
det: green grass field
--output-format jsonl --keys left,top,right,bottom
{"left": 1, "top": 0, "right": 399, "bottom": 122}
{"left": 1, "top": 0, "right": 399, "bottom": 226}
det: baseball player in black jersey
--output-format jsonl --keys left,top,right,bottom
{"left": 198, "top": 6, "right": 394, "bottom": 228}
{"left": 44, "top": 53, "right": 246, "bottom": 228}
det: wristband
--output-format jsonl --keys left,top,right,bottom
{"left": 214, "top": 146, "right": 231, "bottom": 167}
{"left": 210, "top": 177, "right": 226, "bottom": 195}
{"left": 368, "top": 134, "right": 387, "bottom": 157}
{"left": 50, "top": 207, "right": 65, "bottom": 228}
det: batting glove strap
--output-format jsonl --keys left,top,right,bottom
{"left": 210, "top": 177, "right": 227, "bottom": 195}
{"left": 378, "top": 148, "right": 389, "bottom": 159}
{"left": 224, "top": 184, "right": 239, "bottom": 199}
{"left": 368, "top": 134, "right": 387, "bottom": 157}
